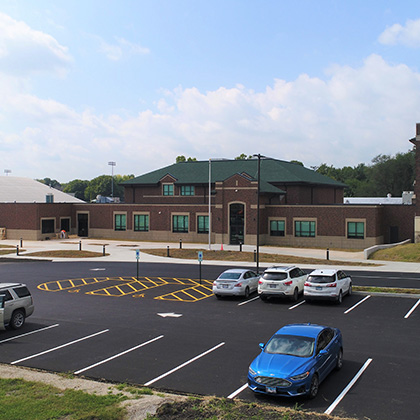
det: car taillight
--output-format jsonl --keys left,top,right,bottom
{"left": 258, "top": 280, "right": 263, "bottom": 284}
{"left": 326, "top": 283, "right": 337, "bottom": 287}
{"left": 213, "top": 282, "right": 217, "bottom": 286}
{"left": 235, "top": 282, "right": 242, "bottom": 287}
{"left": 284, "top": 281, "right": 292, "bottom": 286}
{"left": 304, "top": 282, "right": 310, "bottom": 287}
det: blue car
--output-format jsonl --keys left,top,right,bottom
{"left": 248, "top": 323, "right": 343, "bottom": 398}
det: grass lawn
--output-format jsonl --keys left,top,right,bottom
{"left": 370, "top": 243, "right": 420, "bottom": 262}
{"left": 0, "top": 378, "right": 126, "bottom": 420}
{"left": 141, "top": 248, "right": 378, "bottom": 267}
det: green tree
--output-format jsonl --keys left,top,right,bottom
{"left": 37, "top": 178, "right": 61, "bottom": 189}
{"left": 235, "top": 153, "right": 253, "bottom": 160}
{"left": 62, "top": 179, "right": 89, "bottom": 201}
{"left": 176, "top": 155, "right": 197, "bottom": 163}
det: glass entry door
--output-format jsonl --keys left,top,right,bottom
{"left": 230, "top": 203, "right": 244, "bottom": 245}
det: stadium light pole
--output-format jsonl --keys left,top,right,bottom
{"left": 108, "top": 161, "right": 116, "bottom": 201}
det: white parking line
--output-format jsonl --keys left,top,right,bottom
{"left": 404, "top": 299, "right": 420, "bottom": 319}
{"left": 238, "top": 296, "right": 260, "bottom": 306}
{"left": 74, "top": 335, "right": 164, "bottom": 375}
{"left": 289, "top": 300, "right": 306, "bottom": 310}
{"left": 344, "top": 295, "right": 371, "bottom": 314}
{"left": 144, "top": 342, "right": 225, "bottom": 386}
{"left": 227, "top": 383, "right": 248, "bottom": 399}
{"left": 325, "top": 358, "right": 373, "bottom": 415}
{"left": 0, "top": 324, "right": 59, "bottom": 344}
{"left": 11, "top": 329, "right": 109, "bottom": 365}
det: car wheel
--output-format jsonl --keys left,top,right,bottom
{"left": 336, "top": 348, "right": 343, "bottom": 371}
{"left": 10, "top": 309, "right": 25, "bottom": 329}
{"left": 290, "top": 287, "right": 299, "bottom": 302}
{"left": 347, "top": 283, "right": 352, "bottom": 296}
{"left": 308, "top": 374, "right": 319, "bottom": 399}
{"left": 244, "top": 287, "right": 250, "bottom": 298}
{"left": 336, "top": 291, "right": 343, "bottom": 304}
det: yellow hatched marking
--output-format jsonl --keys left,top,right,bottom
{"left": 155, "top": 285, "right": 213, "bottom": 302}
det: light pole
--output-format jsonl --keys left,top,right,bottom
{"left": 108, "top": 161, "right": 116, "bottom": 201}
{"left": 208, "top": 159, "right": 212, "bottom": 250}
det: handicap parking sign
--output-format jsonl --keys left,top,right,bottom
{"left": 198, "top": 251, "right": 203, "bottom": 262}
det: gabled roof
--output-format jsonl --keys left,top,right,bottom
{"left": 0, "top": 177, "right": 85, "bottom": 203}
{"left": 122, "top": 159, "right": 346, "bottom": 192}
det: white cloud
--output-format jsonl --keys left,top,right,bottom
{"left": 96, "top": 35, "right": 150, "bottom": 61}
{"left": 0, "top": 12, "right": 72, "bottom": 76}
{"left": 378, "top": 18, "right": 420, "bottom": 47}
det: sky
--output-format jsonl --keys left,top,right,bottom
{"left": 1, "top": 0, "right": 420, "bottom": 182}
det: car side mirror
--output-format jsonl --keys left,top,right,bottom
{"left": 259, "top": 343, "right": 265, "bottom": 350}
{"left": 319, "top": 349, "right": 328, "bottom": 355}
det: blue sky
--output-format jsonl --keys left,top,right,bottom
{"left": 1, "top": 0, "right": 420, "bottom": 182}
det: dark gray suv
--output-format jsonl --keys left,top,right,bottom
{"left": 0, "top": 283, "right": 34, "bottom": 329}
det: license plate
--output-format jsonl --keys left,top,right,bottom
{"left": 316, "top": 286, "right": 322, "bottom": 290}
{"left": 266, "top": 386, "right": 276, "bottom": 393}
{"left": 269, "top": 284, "right": 277, "bottom": 289}
{"left": 223, "top": 285, "right": 229, "bottom": 289}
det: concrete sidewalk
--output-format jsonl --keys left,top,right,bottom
{"left": 1, "top": 238, "right": 420, "bottom": 273}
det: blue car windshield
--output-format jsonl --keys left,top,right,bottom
{"left": 265, "top": 335, "right": 315, "bottom": 357}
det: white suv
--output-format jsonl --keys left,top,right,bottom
{"left": 258, "top": 266, "right": 307, "bottom": 302}
{"left": 304, "top": 269, "right": 352, "bottom": 304}
{"left": 0, "top": 283, "right": 34, "bottom": 329}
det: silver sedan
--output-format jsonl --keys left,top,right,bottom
{"left": 212, "top": 269, "right": 259, "bottom": 299}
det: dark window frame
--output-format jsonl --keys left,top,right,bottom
{"left": 295, "top": 220, "right": 316, "bottom": 237}
{"left": 270, "top": 220, "right": 285, "bottom": 236}
{"left": 134, "top": 214, "right": 149, "bottom": 232}
{"left": 173, "top": 215, "right": 189, "bottom": 233}
{"left": 115, "top": 214, "right": 126, "bottom": 231}
{"left": 197, "top": 215, "right": 209, "bottom": 234}
{"left": 347, "top": 221, "right": 364, "bottom": 239}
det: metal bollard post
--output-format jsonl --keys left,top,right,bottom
{"left": 326, "top": 248, "right": 329, "bottom": 260}
{"left": 79, "top": 240, "right": 82, "bottom": 251}
{"left": 103, "top": 245, "right": 106, "bottom": 256}
{"left": 179, "top": 239, "right": 182, "bottom": 249}
{"left": 239, "top": 242, "right": 242, "bottom": 252}
{"left": 254, "top": 249, "right": 257, "bottom": 262}
{"left": 16, "top": 245, "right": 19, "bottom": 256}
{"left": 167, "top": 246, "right": 170, "bottom": 257}
{"left": 20, "top": 238, "right": 23, "bottom": 248}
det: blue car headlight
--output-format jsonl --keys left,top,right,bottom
{"left": 290, "top": 371, "right": 310, "bottom": 381}
{"left": 248, "top": 366, "right": 256, "bottom": 376}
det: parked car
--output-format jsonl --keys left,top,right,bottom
{"left": 248, "top": 323, "right": 343, "bottom": 398}
{"left": 304, "top": 269, "right": 352, "bottom": 304}
{"left": 258, "top": 266, "right": 307, "bottom": 302}
{"left": 0, "top": 283, "right": 34, "bottom": 329}
{"left": 212, "top": 269, "right": 259, "bottom": 298}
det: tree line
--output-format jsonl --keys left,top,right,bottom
{"left": 39, "top": 150, "right": 415, "bottom": 202}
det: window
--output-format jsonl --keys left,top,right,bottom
{"left": 270, "top": 220, "right": 285, "bottom": 236}
{"left": 134, "top": 214, "right": 149, "bottom": 232}
{"left": 41, "top": 219, "right": 55, "bottom": 234}
{"left": 197, "top": 215, "right": 209, "bottom": 234}
{"left": 181, "top": 185, "right": 195, "bottom": 196}
{"left": 295, "top": 221, "right": 316, "bottom": 237}
{"left": 163, "top": 184, "right": 174, "bottom": 196}
{"left": 347, "top": 221, "right": 364, "bottom": 239}
{"left": 173, "top": 215, "right": 188, "bottom": 233}
{"left": 115, "top": 214, "right": 126, "bottom": 231}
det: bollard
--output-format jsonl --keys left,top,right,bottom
{"left": 20, "top": 238, "right": 23, "bottom": 248}
{"left": 103, "top": 245, "right": 106, "bottom": 256}
{"left": 326, "top": 248, "right": 329, "bottom": 260}
{"left": 179, "top": 239, "right": 182, "bottom": 249}
{"left": 254, "top": 249, "right": 257, "bottom": 262}
{"left": 239, "top": 242, "right": 242, "bottom": 252}
{"left": 16, "top": 245, "right": 19, "bottom": 256}
{"left": 167, "top": 246, "right": 170, "bottom": 257}
{"left": 79, "top": 240, "right": 82, "bottom": 251}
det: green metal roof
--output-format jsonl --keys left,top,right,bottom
{"left": 122, "top": 159, "right": 346, "bottom": 193}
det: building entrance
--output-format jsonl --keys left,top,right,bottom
{"left": 77, "top": 213, "right": 89, "bottom": 237}
{"left": 230, "top": 203, "right": 244, "bottom": 245}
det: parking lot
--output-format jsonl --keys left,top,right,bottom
{"left": 0, "top": 260, "right": 419, "bottom": 420}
